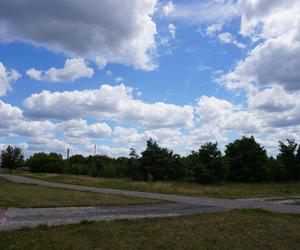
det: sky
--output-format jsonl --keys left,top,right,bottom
{"left": 0, "top": 0, "right": 300, "bottom": 158}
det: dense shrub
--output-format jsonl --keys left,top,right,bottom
{"left": 66, "top": 163, "right": 90, "bottom": 175}
{"left": 100, "top": 164, "right": 117, "bottom": 178}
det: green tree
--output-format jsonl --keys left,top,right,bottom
{"left": 126, "top": 148, "right": 143, "bottom": 181}
{"left": 140, "top": 139, "right": 182, "bottom": 181}
{"left": 277, "top": 140, "right": 300, "bottom": 181}
{"left": 0, "top": 145, "right": 24, "bottom": 173}
{"left": 25, "top": 152, "right": 65, "bottom": 173}
{"left": 69, "top": 154, "right": 86, "bottom": 165}
{"left": 189, "top": 142, "right": 225, "bottom": 184}
{"left": 225, "top": 136, "right": 267, "bottom": 182}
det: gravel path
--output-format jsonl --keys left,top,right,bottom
{"left": 1, "top": 174, "right": 300, "bottom": 230}
{"left": 0, "top": 203, "right": 226, "bottom": 231}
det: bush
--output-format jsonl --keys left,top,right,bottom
{"left": 100, "top": 164, "right": 117, "bottom": 178}
{"left": 66, "top": 163, "right": 90, "bottom": 175}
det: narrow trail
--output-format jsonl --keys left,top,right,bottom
{"left": 1, "top": 174, "right": 300, "bottom": 231}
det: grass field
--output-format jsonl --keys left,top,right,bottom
{"left": 1, "top": 209, "right": 300, "bottom": 250}
{"left": 22, "top": 172, "right": 300, "bottom": 199}
{"left": 0, "top": 177, "right": 161, "bottom": 208}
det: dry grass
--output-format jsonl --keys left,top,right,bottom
{"left": 1, "top": 209, "right": 300, "bottom": 250}
{"left": 0, "top": 177, "right": 162, "bottom": 208}
{"left": 23, "top": 172, "right": 300, "bottom": 199}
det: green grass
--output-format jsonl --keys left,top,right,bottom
{"left": 0, "top": 177, "right": 161, "bottom": 208}
{"left": 22, "top": 172, "right": 300, "bottom": 199}
{"left": 1, "top": 209, "right": 300, "bottom": 250}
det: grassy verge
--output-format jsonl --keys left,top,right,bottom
{"left": 1, "top": 209, "right": 300, "bottom": 250}
{"left": 22, "top": 172, "right": 300, "bottom": 199}
{"left": 0, "top": 177, "right": 161, "bottom": 208}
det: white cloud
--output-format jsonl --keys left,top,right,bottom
{"left": 26, "top": 68, "right": 42, "bottom": 81}
{"left": 0, "top": 100, "right": 55, "bottom": 139}
{"left": 238, "top": 0, "right": 300, "bottom": 40}
{"left": 97, "top": 145, "right": 130, "bottom": 158}
{"left": 27, "top": 58, "right": 94, "bottom": 82}
{"left": 204, "top": 23, "right": 224, "bottom": 37}
{"left": 0, "top": 0, "right": 158, "bottom": 71}
{"left": 218, "top": 1, "right": 300, "bottom": 91}
{"left": 95, "top": 56, "right": 108, "bottom": 69}
{"left": 163, "top": 1, "right": 175, "bottom": 16}
{"left": 248, "top": 86, "right": 300, "bottom": 128}
{"left": 163, "top": 0, "right": 238, "bottom": 24}
{"left": 218, "top": 32, "right": 246, "bottom": 49}
{"left": 59, "top": 119, "right": 112, "bottom": 145}
{"left": 113, "top": 126, "right": 146, "bottom": 146}
{"left": 27, "top": 137, "right": 71, "bottom": 155}
{"left": 0, "top": 62, "right": 20, "bottom": 96}
{"left": 24, "top": 84, "right": 194, "bottom": 129}
{"left": 197, "top": 96, "right": 262, "bottom": 134}
{"left": 218, "top": 33, "right": 300, "bottom": 91}
{"left": 114, "top": 77, "right": 123, "bottom": 83}
{"left": 0, "top": 100, "right": 22, "bottom": 128}
{"left": 168, "top": 23, "right": 176, "bottom": 39}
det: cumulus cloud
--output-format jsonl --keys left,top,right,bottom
{"left": 0, "top": 62, "right": 20, "bottom": 96}
{"left": 59, "top": 119, "right": 112, "bottom": 144}
{"left": 217, "top": 32, "right": 246, "bottom": 49}
{"left": 27, "top": 137, "right": 71, "bottom": 155}
{"left": 0, "top": 0, "right": 158, "bottom": 71}
{"left": 26, "top": 58, "right": 94, "bottom": 82}
{"left": 197, "top": 96, "right": 262, "bottom": 134}
{"left": 0, "top": 100, "right": 22, "bottom": 128}
{"left": 113, "top": 127, "right": 146, "bottom": 146}
{"left": 0, "top": 100, "right": 55, "bottom": 139}
{"left": 23, "top": 84, "right": 194, "bottom": 129}
{"left": 248, "top": 86, "right": 300, "bottom": 128}
{"left": 218, "top": 0, "right": 300, "bottom": 91}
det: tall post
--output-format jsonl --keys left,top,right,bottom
{"left": 94, "top": 144, "right": 96, "bottom": 156}
{"left": 67, "top": 148, "right": 70, "bottom": 160}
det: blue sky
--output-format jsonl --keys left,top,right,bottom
{"left": 0, "top": 0, "right": 300, "bottom": 157}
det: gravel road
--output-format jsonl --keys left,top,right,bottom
{"left": 1, "top": 174, "right": 300, "bottom": 231}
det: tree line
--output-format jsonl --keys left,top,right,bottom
{"left": 1, "top": 136, "right": 300, "bottom": 184}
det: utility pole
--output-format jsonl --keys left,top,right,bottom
{"left": 94, "top": 144, "right": 97, "bottom": 156}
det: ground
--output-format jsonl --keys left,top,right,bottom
{"left": 22, "top": 172, "right": 300, "bottom": 199}
{"left": 0, "top": 177, "right": 161, "bottom": 208}
{"left": 1, "top": 209, "right": 300, "bottom": 250}
{"left": 1, "top": 173, "right": 300, "bottom": 250}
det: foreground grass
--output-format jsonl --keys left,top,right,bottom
{"left": 1, "top": 209, "right": 300, "bottom": 250}
{"left": 22, "top": 172, "right": 300, "bottom": 199}
{"left": 0, "top": 177, "right": 161, "bottom": 208}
